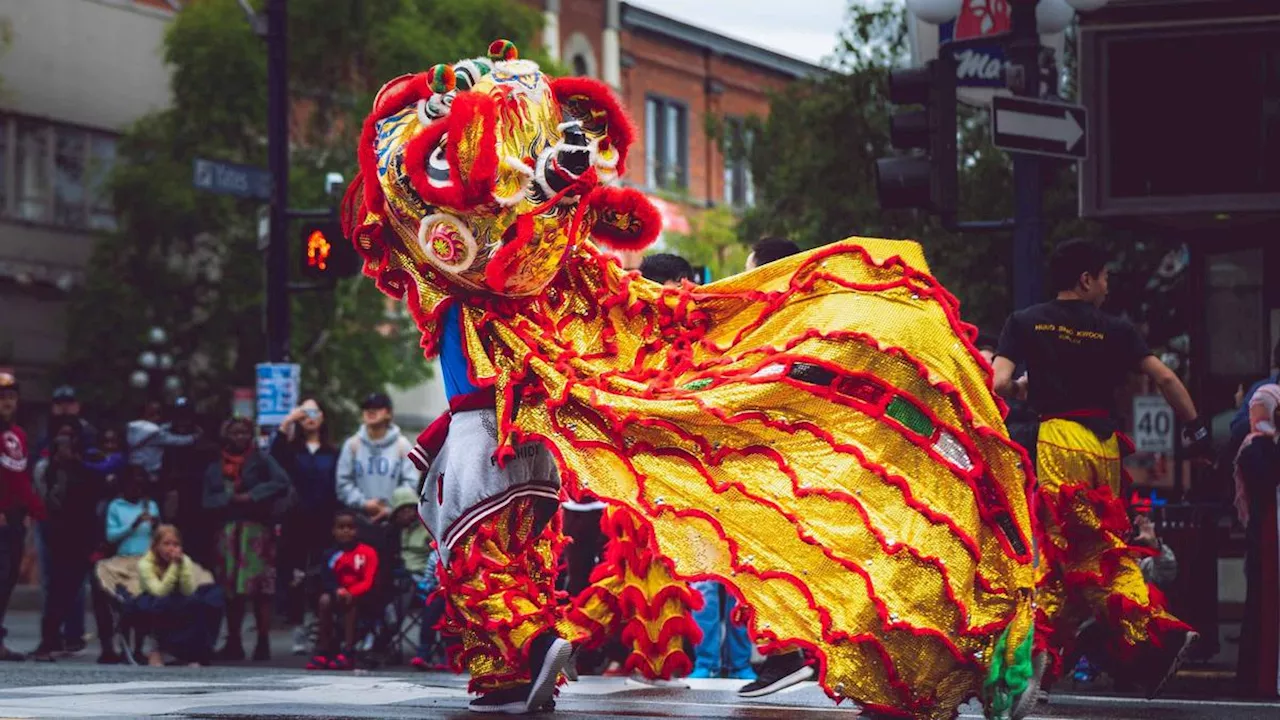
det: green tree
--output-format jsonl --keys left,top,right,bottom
{"left": 735, "top": 2, "right": 1184, "bottom": 341}
{"left": 662, "top": 206, "right": 749, "bottom": 281}
{"left": 62, "top": 0, "right": 549, "bottom": 429}
{"left": 0, "top": 17, "right": 11, "bottom": 97}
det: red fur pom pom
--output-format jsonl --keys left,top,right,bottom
{"left": 587, "top": 185, "right": 661, "bottom": 252}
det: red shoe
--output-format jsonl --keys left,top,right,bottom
{"left": 305, "top": 655, "right": 329, "bottom": 670}
{"left": 410, "top": 656, "right": 429, "bottom": 671}
{"left": 328, "top": 653, "right": 354, "bottom": 671}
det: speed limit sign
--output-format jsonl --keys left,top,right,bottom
{"left": 1132, "top": 395, "right": 1175, "bottom": 454}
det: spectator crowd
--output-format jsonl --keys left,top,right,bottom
{"left": 0, "top": 372, "right": 445, "bottom": 669}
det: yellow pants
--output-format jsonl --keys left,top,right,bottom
{"left": 439, "top": 496, "right": 567, "bottom": 692}
{"left": 1033, "top": 419, "right": 1189, "bottom": 678}
{"left": 565, "top": 506, "right": 702, "bottom": 679}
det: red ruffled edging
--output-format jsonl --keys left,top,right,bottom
{"left": 566, "top": 508, "right": 703, "bottom": 680}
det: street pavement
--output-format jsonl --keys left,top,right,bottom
{"left": 1, "top": 610, "right": 1275, "bottom": 718}
{"left": 1, "top": 660, "right": 1277, "bottom": 719}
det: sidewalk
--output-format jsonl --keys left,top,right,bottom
{"left": 1, "top": 607, "right": 318, "bottom": 670}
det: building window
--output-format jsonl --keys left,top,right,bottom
{"left": 572, "top": 54, "right": 590, "bottom": 77}
{"left": 722, "top": 117, "right": 755, "bottom": 208}
{"left": 645, "top": 96, "right": 688, "bottom": 191}
{"left": 15, "top": 118, "right": 50, "bottom": 223}
{"left": 2, "top": 114, "right": 117, "bottom": 231}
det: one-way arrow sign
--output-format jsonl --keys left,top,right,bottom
{"left": 992, "top": 96, "right": 1088, "bottom": 160}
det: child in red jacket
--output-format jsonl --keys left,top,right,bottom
{"left": 306, "top": 510, "right": 378, "bottom": 670}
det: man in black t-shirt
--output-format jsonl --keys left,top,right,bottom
{"left": 991, "top": 239, "right": 1205, "bottom": 714}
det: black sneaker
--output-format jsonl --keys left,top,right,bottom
{"left": 525, "top": 631, "right": 573, "bottom": 713}
{"left": 737, "top": 651, "right": 814, "bottom": 698}
{"left": 1144, "top": 630, "right": 1199, "bottom": 699}
{"left": 468, "top": 683, "right": 531, "bottom": 714}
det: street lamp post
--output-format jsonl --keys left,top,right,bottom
{"left": 903, "top": 0, "right": 1110, "bottom": 310}
{"left": 130, "top": 326, "right": 183, "bottom": 399}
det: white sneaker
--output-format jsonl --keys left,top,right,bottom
{"left": 291, "top": 627, "right": 309, "bottom": 656}
{"left": 627, "top": 673, "right": 690, "bottom": 689}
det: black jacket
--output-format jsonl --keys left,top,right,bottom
{"left": 201, "top": 451, "right": 290, "bottom": 525}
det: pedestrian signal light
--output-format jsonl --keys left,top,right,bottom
{"left": 306, "top": 229, "right": 331, "bottom": 271}
{"left": 299, "top": 221, "right": 358, "bottom": 280}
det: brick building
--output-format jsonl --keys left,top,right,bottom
{"left": 0, "top": 0, "right": 178, "bottom": 406}
{"left": 523, "top": 0, "right": 822, "bottom": 212}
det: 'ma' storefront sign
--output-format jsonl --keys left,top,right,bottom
{"left": 940, "top": 0, "right": 1012, "bottom": 88}
{"left": 908, "top": 0, "right": 1065, "bottom": 107}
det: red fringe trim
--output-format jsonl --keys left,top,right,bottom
{"left": 438, "top": 500, "right": 565, "bottom": 692}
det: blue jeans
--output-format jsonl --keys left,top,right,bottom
{"left": 37, "top": 522, "right": 85, "bottom": 643}
{"left": 691, "top": 581, "right": 752, "bottom": 675}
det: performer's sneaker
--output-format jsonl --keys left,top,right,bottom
{"left": 328, "top": 653, "right": 355, "bottom": 671}
{"left": 627, "top": 673, "right": 690, "bottom": 689}
{"left": 1144, "top": 630, "right": 1199, "bottom": 699}
{"left": 468, "top": 684, "right": 531, "bottom": 714}
{"left": 304, "top": 654, "right": 329, "bottom": 671}
{"left": 525, "top": 632, "right": 573, "bottom": 713}
{"left": 1010, "top": 651, "right": 1048, "bottom": 720}
{"left": 737, "top": 652, "right": 814, "bottom": 698}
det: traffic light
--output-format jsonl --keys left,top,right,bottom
{"left": 875, "top": 57, "right": 957, "bottom": 217}
{"left": 299, "top": 220, "right": 359, "bottom": 280}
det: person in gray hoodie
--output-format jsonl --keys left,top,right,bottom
{"left": 336, "top": 393, "right": 419, "bottom": 524}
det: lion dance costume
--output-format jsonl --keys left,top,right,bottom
{"left": 346, "top": 41, "right": 1040, "bottom": 718}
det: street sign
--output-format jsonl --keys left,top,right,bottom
{"left": 193, "top": 158, "right": 272, "bottom": 200}
{"left": 255, "top": 363, "right": 300, "bottom": 426}
{"left": 1132, "top": 395, "right": 1175, "bottom": 454}
{"left": 992, "top": 96, "right": 1088, "bottom": 159}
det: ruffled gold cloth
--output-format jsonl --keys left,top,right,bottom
{"left": 415, "top": 238, "right": 1038, "bottom": 717}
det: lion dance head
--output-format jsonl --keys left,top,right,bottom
{"left": 343, "top": 39, "right": 661, "bottom": 301}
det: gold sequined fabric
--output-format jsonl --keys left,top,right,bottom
{"left": 1033, "top": 420, "right": 1190, "bottom": 673}
{"left": 404, "top": 239, "right": 1037, "bottom": 717}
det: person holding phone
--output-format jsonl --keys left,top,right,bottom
{"left": 271, "top": 399, "right": 339, "bottom": 650}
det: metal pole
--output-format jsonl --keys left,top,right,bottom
{"left": 1010, "top": 0, "right": 1043, "bottom": 310}
{"left": 266, "top": 0, "right": 290, "bottom": 362}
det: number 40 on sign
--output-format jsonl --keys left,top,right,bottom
{"left": 1132, "top": 395, "right": 1175, "bottom": 454}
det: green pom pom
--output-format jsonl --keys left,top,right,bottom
{"left": 982, "top": 625, "right": 1035, "bottom": 719}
